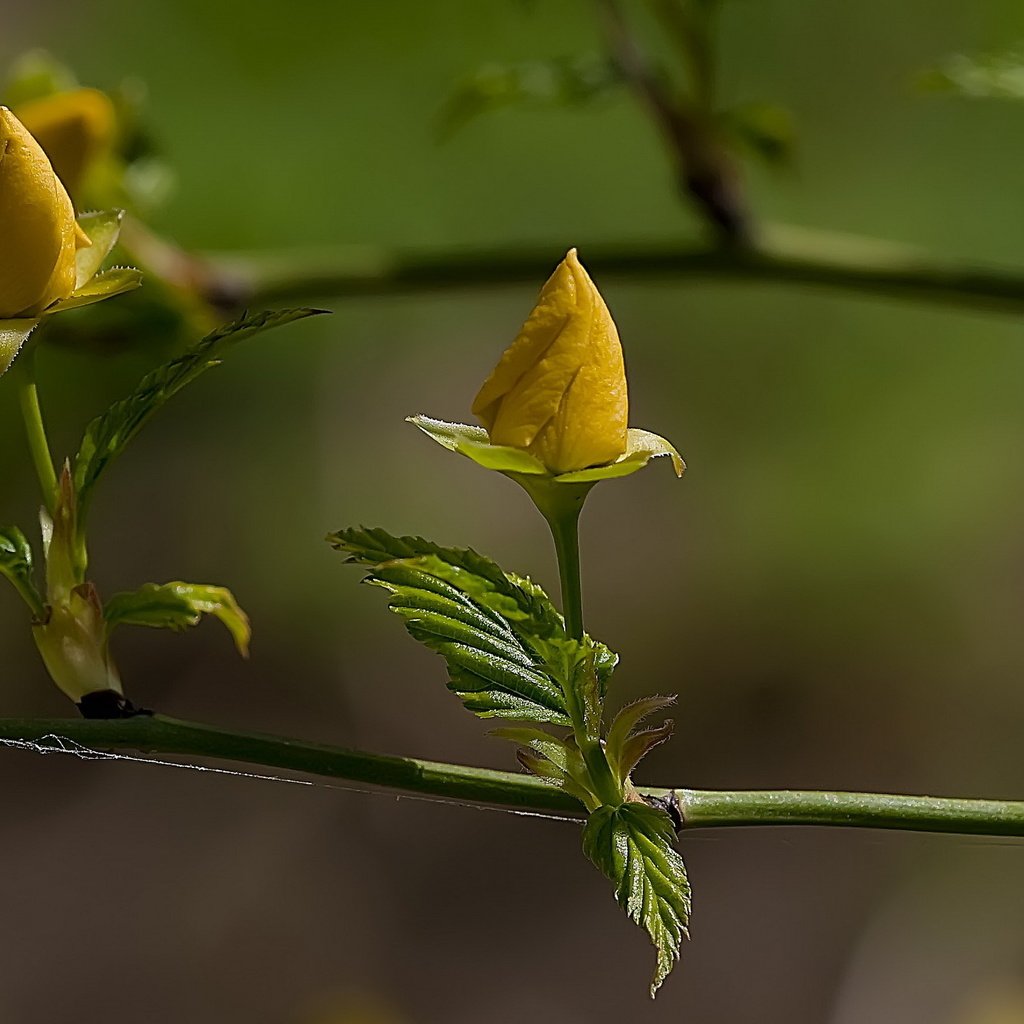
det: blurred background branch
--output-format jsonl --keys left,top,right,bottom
{"left": 194, "top": 0, "right": 1024, "bottom": 316}
{"left": 216, "top": 225, "right": 1024, "bottom": 313}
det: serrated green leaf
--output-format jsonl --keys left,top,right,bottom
{"left": 330, "top": 526, "right": 562, "bottom": 639}
{"left": 330, "top": 527, "right": 620, "bottom": 724}
{"left": 74, "top": 308, "right": 326, "bottom": 514}
{"left": 0, "top": 525, "right": 44, "bottom": 616}
{"left": 364, "top": 563, "right": 570, "bottom": 724}
{"left": 0, "top": 319, "right": 40, "bottom": 377}
{"left": 74, "top": 210, "right": 126, "bottom": 287}
{"left": 583, "top": 803, "right": 691, "bottom": 997}
{"left": 104, "top": 581, "right": 250, "bottom": 656}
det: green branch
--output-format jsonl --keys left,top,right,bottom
{"left": 2, "top": 715, "right": 1024, "bottom": 836}
{"left": 209, "top": 224, "right": 1024, "bottom": 315}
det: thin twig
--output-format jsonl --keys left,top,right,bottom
{"left": 595, "top": 0, "right": 751, "bottom": 241}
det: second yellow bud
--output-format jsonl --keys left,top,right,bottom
{"left": 472, "top": 248, "right": 628, "bottom": 475}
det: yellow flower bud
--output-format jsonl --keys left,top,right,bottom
{"left": 14, "top": 87, "right": 116, "bottom": 198}
{"left": 0, "top": 106, "right": 91, "bottom": 319}
{"left": 472, "top": 248, "right": 628, "bottom": 474}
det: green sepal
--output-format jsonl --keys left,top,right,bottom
{"left": 104, "top": 581, "right": 251, "bottom": 656}
{"left": 408, "top": 415, "right": 547, "bottom": 474}
{"left": 0, "top": 319, "right": 40, "bottom": 377}
{"left": 605, "top": 696, "right": 676, "bottom": 785}
{"left": 409, "top": 415, "right": 684, "bottom": 482}
{"left": 74, "top": 210, "right": 126, "bottom": 287}
{"left": 46, "top": 267, "right": 143, "bottom": 314}
{"left": 583, "top": 802, "right": 691, "bottom": 997}
{"left": 554, "top": 429, "right": 685, "bottom": 482}
{"left": 74, "top": 307, "right": 327, "bottom": 515}
{"left": 0, "top": 525, "right": 45, "bottom": 618}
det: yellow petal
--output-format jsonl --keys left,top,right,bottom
{"left": 0, "top": 107, "right": 81, "bottom": 318}
{"left": 14, "top": 88, "right": 116, "bottom": 199}
{"left": 472, "top": 248, "right": 628, "bottom": 474}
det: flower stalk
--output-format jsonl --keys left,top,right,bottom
{"left": 14, "top": 346, "right": 58, "bottom": 513}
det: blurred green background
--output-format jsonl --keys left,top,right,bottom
{"left": 3, "top": 2, "right": 1024, "bottom": 1021}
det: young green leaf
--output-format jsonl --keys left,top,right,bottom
{"left": 0, "top": 526, "right": 45, "bottom": 617}
{"left": 73, "top": 307, "right": 326, "bottom": 514}
{"left": 583, "top": 802, "right": 691, "bottom": 997}
{"left": 364, "top": 561, "right": 571, "bottom": 725}
{"left": 606, "top": 696, "right": 676, "bottom": 785}
{"left": 104, "top": 581, "right": 251, "bottom": 656}
{"left": 330, "top": 526, "right": 619, "bottom": 688}
{"left": 490, "top": 725, "right": 596, "bottom": 808}
{"left": 330, "top": 526, "right": 561, "bottom": 635}
{"left": 330, "top": 527, "right": 620, "bottom": 723}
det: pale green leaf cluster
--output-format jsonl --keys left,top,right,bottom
{"left": 333, "top": 525, "right": 688, "bottom": 993}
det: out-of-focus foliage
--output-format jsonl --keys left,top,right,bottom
{"left": 4, "top": 50, "right": 174, "bottom": 214}
{"left": 920, "top": 48, "right": 1024, "bottom": 101}
{"left": 437, "top": 54, "right": 621, "bottom": 139}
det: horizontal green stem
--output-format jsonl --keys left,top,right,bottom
{"left": 209, "top": 223, "right": 1024, "bottom": 315}
{"left": 0, "top": 716, "right": 578, "bottom": 814}
{"left": 1, "top": 716, "right": 1023, "bottom": 836}
{"left": 675, "top": 788, "right": 1024, "bottom": 835}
